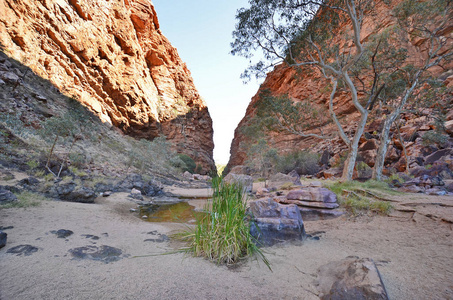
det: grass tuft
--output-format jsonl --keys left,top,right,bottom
{"left": 176, "top": 177, "right": 270, "bottom": 270}
{"left": 326, "top": 180, "right": 395, "bottom": 216}
{"left": 0, "top": 191, "right": 47, "bottom": 209}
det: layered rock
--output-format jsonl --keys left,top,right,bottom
{"left": 0, "top": 0, "right": 215, "bottom": 172}
{"left": 227, "top": 1, "right": 452, "bottom": 176}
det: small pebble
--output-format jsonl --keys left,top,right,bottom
{"left": 129, "top": 208, "right": 137, "bottom": 212}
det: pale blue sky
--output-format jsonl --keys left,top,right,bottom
{"left": 152, "top": 0, "right": 262, "bottom": 165}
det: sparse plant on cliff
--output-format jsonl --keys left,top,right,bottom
{"left": 40, "top": 101, "right": 95, "bottom": 178}
{"left": 253, "top": 89, "right": 329, "bottom": 140}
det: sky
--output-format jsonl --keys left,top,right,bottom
{"left": 152, "top": 0, "right": 263, "bottom": 165}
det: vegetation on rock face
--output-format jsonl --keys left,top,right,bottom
{"left": 0, "top": 54, "right": 193, "bottom": 180}
{"left": 177, "top": 178, "right": 270, "bottom": 269}
{"left": 231, "top": 0, "right": 453, "bottom": 181}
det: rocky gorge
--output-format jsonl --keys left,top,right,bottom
{"left": 226, "top": 0, "right": 453, "bottom": 181}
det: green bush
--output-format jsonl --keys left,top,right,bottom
{"left": 276, "top": 150, "right": 320, "bottom": 175}
{"left": 177, "top": 178, "right": 270, "bottom": 269}
{"left": 176, "top": 154, "right": 196, "bottom": 173}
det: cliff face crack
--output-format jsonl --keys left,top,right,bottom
{"left": 68, "top": 0, "right": 91, "bottom": 21}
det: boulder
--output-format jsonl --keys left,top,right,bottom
{"left": 360, "top": 149, "right": 377, "bottom": 167}
{"left": 0, "top": 186, "right": 17, "bottom": 203}
{"left": 425, "top": 149, "right": 452, "bottom": 165}
{"left": 267, "top": 172, "right": 301, "bottom": 189}
{"left": 318, "top": 167, "right": 342, "bottom": 179}
{"left": 397, "top": 185, "right": 423, "bottom": 193}
{"left": 286, "top": 188, "right": 337, "bottom": 203}
{"left": 114, "top": 174, "right": 162, "bottom": 196}
{"left": 277, "top": 198, "right": 339, "bottom": 209}
{"left": 0, "top": 231, "right": 7, "bottom": 249}
{"left": 249, "top": 198, "right": 306, "bottom": 247}
{"left": 223, "top": 173, "right": 253, "bottom": 192}
{"left": 299, "top": 208, "right": 345, "bottom": 221}
{"left": 129, "top": 188, "right": 143, "bottom": 200}
{"left": 183, "top": 171, "right": 193, "bottom": 179}
{"left": 53, "top": 182, "right": 96, "bottom": 203}
{"left": 315, "top": 257, "right": 389, "bottom": 300}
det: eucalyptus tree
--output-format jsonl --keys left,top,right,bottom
{"left": 371, "top": 0, "right": 453, "bottom": 180}
{"left": 231, "top": 0, "right": 378, "bottom": 181}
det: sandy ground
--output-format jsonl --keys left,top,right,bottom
{"left": 1, "top": 185, "right": 453, "bottom": 299}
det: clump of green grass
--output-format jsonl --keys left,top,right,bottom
{"left": 177, "top": 177, "right": 270, "bottom": 269}
{"left": 326, "top": 180, "right": 394, "bottom": 216}
{"left": 0, "top": 191, "right": 47, "bottom": 209}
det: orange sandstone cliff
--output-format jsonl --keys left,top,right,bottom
{"left": 227, "top": 1, "right": 453, "bottom": 176}
{"left": 0, "top": 0, "right": 215, "bottom": 173}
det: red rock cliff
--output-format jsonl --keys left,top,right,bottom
{"left": 227, "top": 1, "right": 453, "bottom": 174}
{"left": 0, "top": 0, "right": 215, "bottom": 173}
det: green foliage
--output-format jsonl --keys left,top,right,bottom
{"left": 177, "top": 178, "right": 270, "bottom": 269}
{"left": 244, "top": 139, "right": 278, "bottom": 177}
{"left": 0, "top": 191, "right": 46, "bottom": 209}
{"left": 253, "top": 89, "right": 328, "bottom": 138}
{"left": 356, "top": 161, "right": 372, "bottom": 178}
{"left": 326, "top": 180, "right": 395, "bottom": 215}
{"left": 26, "top": 160, "right": 39, "bottom": 170}
{"left": 176, "top": 154, "right": 196, "bottom": 173}
{"left": 275, "top": 150, "right": 320, "bottom": 175}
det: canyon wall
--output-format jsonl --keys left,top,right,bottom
{"left": 0, "top": 0, "right": 215, "bottom": 173}
{"left": 227, "top": 1, "right": 453, "bottom": 175}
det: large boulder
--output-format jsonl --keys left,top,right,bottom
{"left": 53, "top": 181, "right": 97, "bottom": 203}
{"left": 223, "top": 173, "right": 253, "bottom": 192}
{"left": 267, "top": 172, "right": 301, "bottom": 189}
{"left": 315, "top": 257, "right": 389, "bottom": 300}
{"left": 286, "top": 188, "right": 337, "bottom": 203}
{"left": 249, "top": 198, "right": 306, "bottom": 247}
{"left": 114, "top": 174, "right": 163, "bottom": 196}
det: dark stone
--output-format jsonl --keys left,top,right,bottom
{"left": 316, "top": 257, "right": 389, "bottom": 300}
{"left": 18, "top": 177, "right": 40, "bottom": 190}
{"left": 53, "top": 182, "right": 96, "bottom": 203}
{"left": 51, "top": 229, "right": 74, "bottom": 238}
{"left": 425, "top": 149, "right": 451, "bottom": 165}
{"left": 144, "top": 232, "right": 169, "bottom": 243}
{"left": 81, "top": 234, "right": 100, "bottom": 240}
{"left": 0, "top": 226, "right": 13, "bottom": 230}
{"left": 299, "top": 208, "right": 345, "bottom": 221}
{"left": 0, "top": 186, "right": 18, "bottom": 203}
{"left": 94, "top": 183, "right": 115, "bottom": 193}
{"left": 69, "top": 245, "right": 124, "bottom": 263}
{"left": 249, "top": 198, "right": 306, "bottom": 247}
{"left": 6, "top": 244, "right": 39, "bottom": 256}
{"left": 113, "top": 174, "right": 163, "bottom": 196}
{"left": 0, "top": 231, "right": 7, "bottom": 249}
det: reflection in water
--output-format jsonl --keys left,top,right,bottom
{"left": 139, "top": 201, "right": 207, "bottom": 223}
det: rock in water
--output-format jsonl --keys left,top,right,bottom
{"left": 316, "top": 257, "right": 389, "bottom": 300}
{"left": 249, "top": 198, "right": 306, "bottom": 247}
{"left": 0, "top": 231, "right": 7, "bottom": 249}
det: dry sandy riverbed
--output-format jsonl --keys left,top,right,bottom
{"left": 1, "top": 186, "right": 452, "bottom": 299}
